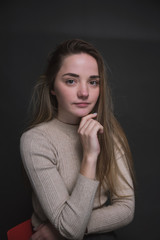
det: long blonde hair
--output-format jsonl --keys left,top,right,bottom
{"left": 28, "top": 39, "right": 135, "bottom": 199}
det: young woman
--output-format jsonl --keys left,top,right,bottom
{"left": 20, "top": 39, "right": 135, "bottom": 240}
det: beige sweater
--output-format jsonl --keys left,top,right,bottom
{"left": 20, "top": 118, "right": 135, "bottom": 240}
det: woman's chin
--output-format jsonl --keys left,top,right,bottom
{"left": 75, "top": 111, "right": 92, "bottom": 118}
{"left": 69, "top": 107, "right": 95, "bottom": 120}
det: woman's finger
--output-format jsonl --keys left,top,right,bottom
{"left": 79, "top": 118, "right": 95, "bottom": 135}
{"left": 84, "top": 120, "right": 103, "bottom": 137}
{"left": 78, "top": 113, "right": 97, "bottom": 132}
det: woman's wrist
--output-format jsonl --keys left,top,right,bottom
{"left": 80, "top": 155, "right": 97, "bottom": 180}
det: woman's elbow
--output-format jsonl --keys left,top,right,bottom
{"left": 123, "top": 200, "right": 135, "bottom": 226}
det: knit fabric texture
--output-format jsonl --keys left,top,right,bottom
{"left": 20, "top": 118, "right": 135, "bottom": 240}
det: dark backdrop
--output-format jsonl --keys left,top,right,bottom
{"left": 1, "top": 1, "right": 160, "bottom": 239}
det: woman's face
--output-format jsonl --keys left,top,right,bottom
{"left": 51, "top": 53, "right": 100, "bottom": 124}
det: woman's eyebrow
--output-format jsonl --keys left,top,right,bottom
{"left": 89, "top": 75, "right": 100, "bottom": 79}
{"left": 62, "top": 73, "right": 79, "bottom": 78}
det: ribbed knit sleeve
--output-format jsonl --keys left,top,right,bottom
{"left": 86, "top": 151, "right": 135, "bottom": 234}
{"left": 20, "top": 128, "right": 99, "bottom": 240}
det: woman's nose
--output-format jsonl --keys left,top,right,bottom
{"left": 77, "top": 84, "right": 89, "bottom": 99}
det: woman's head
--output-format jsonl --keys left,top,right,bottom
{"left": 30, "top": 39, "right": 112, "bottom": 126}
{"left": 45, "top": 39, "right": 111, "bottom": 121}
{"left": 51, "top": 53, "right": 100, "bottom": 124}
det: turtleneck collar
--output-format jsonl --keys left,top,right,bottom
{"left": 51, "top": 118, "right": 79, "bottom": 137}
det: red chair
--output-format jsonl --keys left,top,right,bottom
{"left": 7, "top": 219, "right": 33, "bottom": 240}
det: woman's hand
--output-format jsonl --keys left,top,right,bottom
{"left": 78, "top": 113, "right": 103, "bottom": 179}
{"left": 78, "top": 113, "right": 103, "bottom": 159}
{"left": 30, "top": 223, "right": 64, "bottom": 240}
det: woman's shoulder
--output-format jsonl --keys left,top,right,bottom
{"left": 20, "top": 118, "right": 59, "bottom": 146}
{"left": 20, "top": 120, "right": 60, "bottom": 166}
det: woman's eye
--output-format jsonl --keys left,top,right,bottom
{"left": 89, "top": 80, "right": 99, "bottom": 86}
{"left": 66, "top": 79, "right": 75, "bottom": 85}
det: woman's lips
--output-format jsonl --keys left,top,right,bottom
{"left": 73, "top": 102, "right": 90, "bottom": 107}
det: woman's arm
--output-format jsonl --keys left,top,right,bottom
{"left": 20, "top": 130, "right": 98, "bottom": 240}
{"left": 20, "top": 114, "right": 103, "bottom": 240}
{"left": 78, "top": 113, "right": 103, "bottom": 180}
{"left": 86, "top": 151, "right": 135, "bottom": 234}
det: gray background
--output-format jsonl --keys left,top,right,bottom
{"left": 1, "top": 1, "right": 160, "bottom": 239}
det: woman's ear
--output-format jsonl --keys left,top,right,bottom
{"left": 51, "top": 90, "right": 56, "bottom": 95}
